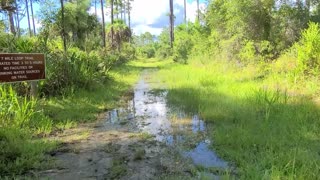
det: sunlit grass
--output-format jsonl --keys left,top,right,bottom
{"left": 129, "top": 58, "right": 173, "bottom": 69}
{"left": 155, "top": 58, "right": 320, "bottom": 179}
{"left": 42, "top": 61, "right": 143, "bottom": 128}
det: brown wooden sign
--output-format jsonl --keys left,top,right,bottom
{"left": 0, "top": 53, "right": 45, "bottom": 83}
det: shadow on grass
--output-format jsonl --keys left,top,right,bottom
{"left": 163, "top": 86, "right": 320, "bottom": 179}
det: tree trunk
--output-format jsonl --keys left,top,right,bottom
{"left": 120, "top": 0, "right": 123, "bottom": 20}
{"left": 30, "top": 0, "right": 36, "bottom": 35}
{"left": 127, "top": 0, "right": 131, "bottom": 30}
{"left": 101, "top": 0, "right": 106, "bottom": 47}
{"left": 306, "top": 0, "right": 310, "bottom": 16}
{"left": 26, "top": 0, "right": 37, "bottom": 97}
{"left": 95, "top": 0, "right": 97, "bottom": 16}
{"left": 169, "top": 0, "right": 174, "bottom": 48}
{"left": 116, "top": 0, "right": 119, "bottom": 19}
{"left": 111, "top": 0, "right": 114, "bottom": 46}
{"left": 8, "top": 11, "right": 15, "bottom": 35}
{"left": 196, "top": 0, "right": 199, "bottom": 22}
{"left": 123, "top": 0, "right": 126, "bottom": 23}
{"left": 60, "top": 0, "right": 67, "bottom": 53}
{"left": 15, "top": 0, "right": 20, "bottom": 37}
{"left": 184, "top": 0, "right": 186, "bottom": 24}
{"left": 296, "top": 0, "right": 302, "bottom": 7}
{"left": 25, "top": 0, "right": 32, "bottom": 36}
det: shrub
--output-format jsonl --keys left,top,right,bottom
{"left": 121, "top": 42, "right": 136, "bottom": 61}
{"left": 39, "top": 42, "right": 116, "bottom": 96}
{"left": 156, "top": 45, "right": 172, "bottom": 59}
{"left": 239, "top": 40, "right": 257, "bottom": 64}
{"left": 219, "top": 34, "right": 244, "bottom": 61}
{"left": 173, "top": 32, "right": 193, "bottom": 64}
{"left": 139, "top": 45, "right": 155, "bottom": 58}
{"left": 256, "top": 40, "right": 274, "bottom": 61}
{"left": 296, "top": 22, "right": 320, "bottom": 74}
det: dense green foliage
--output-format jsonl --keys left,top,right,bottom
{"left": 2, "top": 0, "right": 320, "bottom": 178}
{"left": 0, "top": 84, "right": 55, "bottom": 175}
{"left": 0, "top": 0, "right": 136, "bottom": 177}
{"left": 134, "top": 32, "right": 156, "bottom": 58}
{"left": 143, "top": 0, "right": 320, "bottom": 70}
{"left": 144, "top": 0, "right": 320, "bottom": 179}
{"left": 296, "top": 22, "right": 320, "bottom": 74}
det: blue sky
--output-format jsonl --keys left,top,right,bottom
{"left": 17, "top": 0, "right": 207, "bottom": 35}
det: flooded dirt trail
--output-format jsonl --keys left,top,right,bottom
{"left": 38, "top": 69, "right": 229, "bottom": 180}
{"left": 133, "top": 70, "right": 228, "bottom": 169}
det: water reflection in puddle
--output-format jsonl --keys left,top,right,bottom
{"left": 184, "top": 142, "right": 228, "bottom": 168}
{"left": 106, "top": 70, "right": 228, "bottom": 169}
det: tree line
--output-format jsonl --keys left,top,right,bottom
{"left": 0, "top": 0, "right": 134, "bottom": 50}
{"left": 144, "top": 0, "right": 320, "bottom": 69}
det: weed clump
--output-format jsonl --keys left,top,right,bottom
{"left": 108, "top": 155, "right": 128, "bottom": 179}
{"left": 0, "top": 128, "right": 56, "bottom": 176}
{"left": 133, "top": 148, "right": 145, "bottom": 161}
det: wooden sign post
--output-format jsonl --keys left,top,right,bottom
{"left": 0, "top": 53, "right": 45, "bottom": 97}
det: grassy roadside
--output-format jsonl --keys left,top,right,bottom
{"left": 42, "top": 61, "right": 143, "bottom": 128}
{"left": 152, "top": 57, "right": 320, "bottom": 179}
{"left": 0, "top": 61, "right": 143, "bottom": 178}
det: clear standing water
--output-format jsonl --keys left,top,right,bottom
{"left": 107, "top": 70, "right": 228, "bottom": 169}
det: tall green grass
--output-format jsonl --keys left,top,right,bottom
{"left": 0, "top": 85, "right": 52, "bottom": 134}
{"left": 0, "top": 85, "right": 55, "bottom": 177}
{"left": 0, "top": 60, "right": 143, "bottom": 177}
{"left": 0, "top": 22, "right": 139, "bottom": 177}
{"left": 155, "top": 59, "right": 320, "bottom": 179}
{"left": 0, "top": 128, "right": 56, "bottom": 176}
{"left": 43, "top": 61, "right": 142, "bottom": 126}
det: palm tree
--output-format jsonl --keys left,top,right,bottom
{"left": 108, "top": 20, "right": 131, "bottom": 51}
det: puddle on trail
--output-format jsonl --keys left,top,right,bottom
{"left": 106, "top": 70, "right": 228, "bottom": 169}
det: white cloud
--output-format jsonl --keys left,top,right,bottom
{"left": 131, "top": 0, "right": 169, "bottom": 26}
{"left": 132, "top": 24, "right": 163, "bottom": 35}
{"left": 130, "top": 0, "right": 206, "bottom": 35}
{"left": 35, "top": 19, "right": 42, "bottom": 30}
{"left": 20, "top": 1, "right": 208, "bottom": 36}
{"left": 88, "top": 0, "right": 206, "bottom": 36}
{"left": 88, "top": 6, "right": 111, "bottom": 23}
{"left": 176, "top": 0, "right": 207, "bottom": 22}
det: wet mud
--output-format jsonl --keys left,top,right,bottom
{"left": 37, "top": 70, "right": 230, "bottom": 180}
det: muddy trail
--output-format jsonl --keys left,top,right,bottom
{"left": 37, "top": 69, "right": 230, "bottom": 180}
